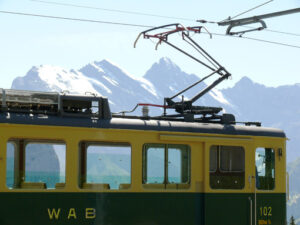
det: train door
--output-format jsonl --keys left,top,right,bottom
{"left": 204, "top": 143, "right": 252, "bottom": 225}
{"left": 254, "top": 146, "right": 286, "bottom": 225}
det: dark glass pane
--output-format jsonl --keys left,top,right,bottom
{"left": 210, "top": 145, "right": 245, "bottom": 189}
{"left": 210, "top": 146, "right": 218, "bottom": 172}
{"left": 220, "top": 146, "right": 245, "bottom": 172}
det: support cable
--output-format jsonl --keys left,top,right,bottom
{"left": 242, "top": 25, "right": 300, "bottom": 37}
{"left": 211, "top": 32, "right": 300, "bottom": 49}
{"left": 221, "top": 0, "right": 274, "bottom": 22}
{"left": 0, "top": 10, "right": 154, "bottom": 28}
{"left": 29, "top": 0, "right": 300, "bottom": 38}
{"left": 30, "top": 0, "right": 194, "bottom": 21}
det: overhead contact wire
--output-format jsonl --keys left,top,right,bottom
{"left": 0, "top": 10, "right": 300, "bottom": 49}
{"left": 211, "top": 32, "right": 300, "bottom": 49}
{"left": 30, "top": 0, "right": 300, "bottom": 38}
{"left": 222, "top": 0, "right": 274, "bottom": 21}
{"left": 242, "top": 25, "right": 300, "bottom": 37}
{"left": 0, "top": 10, "right": 154, "bottom": 28}
{"left": 30, "top": 0, "right": 195, "bottom": 21}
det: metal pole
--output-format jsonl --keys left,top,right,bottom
{"left": 218, "top": 8, "right": 300, "bottom": 26}
{"left": 169, "top": 70, "right": 218, "bottom": 100}
{"left": 162, "top": 40, "right": 217, "bottom": 72}
{"left": 183, "top": 33, "right": 224, "bottom": 69}
{"left": 190, "top": 73, "right": 230, "bottom": 103}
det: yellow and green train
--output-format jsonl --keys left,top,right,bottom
{"left": 0, "top": 89, "right": 286, "bottom": 225}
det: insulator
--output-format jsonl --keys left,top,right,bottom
{"left": 142, "top": 106, "right": 149, "bottom": 117}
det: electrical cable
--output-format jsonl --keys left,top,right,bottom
{"left": 242, "top": 25, "right": 300, "bottom": 37}
{"left": 210, "top": 32, "right": 300, "bottom": 49}
{"left": 0, "top": 10, "right": 154, "bottom": 28}
{"left": 221, "top": 0, "right": 274, "bottom": 22}
{"left": 30, "top": 0, "right": 300, "bottom": 38}
{"left": 0, "top": 10, "right": 300, "bottom": 49}
{"left": 30, "top": 0, "right": 194, "bottom": 21}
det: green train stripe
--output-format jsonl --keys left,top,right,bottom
{"left": 0, "top": 192, "right": 285, "bottom": 225}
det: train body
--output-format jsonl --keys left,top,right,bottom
{"left": 0, "top": 89, "right": 286, "bottom": 225}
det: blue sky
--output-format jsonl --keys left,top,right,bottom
{"left": 0, "top": 0, "right": 300, "bottom": 89}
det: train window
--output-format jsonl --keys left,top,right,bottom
{"left": 6, "top": 142, "right": 16, "bottom": 188}
{"left": 25, "top": 142, "right": 66, "bottom": 189}
{"left": 6, "top": 140, "right": 66, "bottom": 190}
{"left": 210, "top": 145, "right": 245, "bottom": 189}
{"left": 220, "top": 146, "right": 245, "bottom": 172}
{"left": 143, "top": 144, "right": 165, "bottom": 184}
{"left": 168, "top": 145, "right": 190, "bottom": 184}
{"left": 80, "top": 143, "right": 131, "bottom": 190}
{"left": 256, "top": 148, "right": 275, "bottom": 190}
{"left": 143, "top": 144, "right": 190, "bottom": 188}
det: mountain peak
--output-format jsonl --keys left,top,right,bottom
{"left": 233, "top": 76, "right": 269, "bottom": 91}
{"left": 159, "top": 57, "right": 174, "bottom": 65}
{"left": 95, "top": 59, "right": 119, "bottom": 68}
{"left": 157, "top": 57, "right": 179, "bottom": 70}
{"left": 236, "top": 76, "right": 254, "bottom": 86}
{"left": 143, "top": 57, "right": 182, "bottom": 80}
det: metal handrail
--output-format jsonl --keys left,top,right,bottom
{"left": 249, "top": 197, "right": 253, "bottom": 225}
{"left": 287, "top": 172, "right": 290, "bottom": 201}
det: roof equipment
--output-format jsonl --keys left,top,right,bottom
{"left": 0, "top": 88, "right": 111, "bottom": 119}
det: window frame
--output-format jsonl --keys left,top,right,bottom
{"left": 6, "top": 139, "right": 66, "bottom": 190}
{"left": 255, "top": 147, "right": 276, "bottom": 191}
{"left": 79, "top": 141, "right": 132, "bottom": 190}
{"left": 142, "top": 143, "right": 191, "bottom": 186}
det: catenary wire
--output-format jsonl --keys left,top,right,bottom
{"left": 210, "top": 32, "right": 300, "bottom": 49}
{"left": 30, "top": 0, "right": 300, "bottom": 38}
{"left": 221, "top": 0, "right": 273, "bottom": 22}
{"left": 30, "top": 0, "right": 195, "bottom": 21}
{"left": 0, "top": 10, "right": 300, "bottom": 49}
{"left": 0, "top": 10, "right": 154, "bottom": 28}
{"left": 242, "top": 25, "right": 300, "bottom": 37}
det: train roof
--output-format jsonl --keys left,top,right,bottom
{"left": 0, "top": 113, "right": 286, "bottom": 138}
{"left": 0, "top": 88, "right": 285, "bottom": 138}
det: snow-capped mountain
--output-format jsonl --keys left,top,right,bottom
{"left": 12, "top": 57, "right": 235, "bottom": 116}
{"left": 144, "top": 58, "right": 233, "bottom": 108}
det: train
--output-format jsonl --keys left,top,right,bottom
{"left": 0, "top": 88, "right": 286, "bottom": 225}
